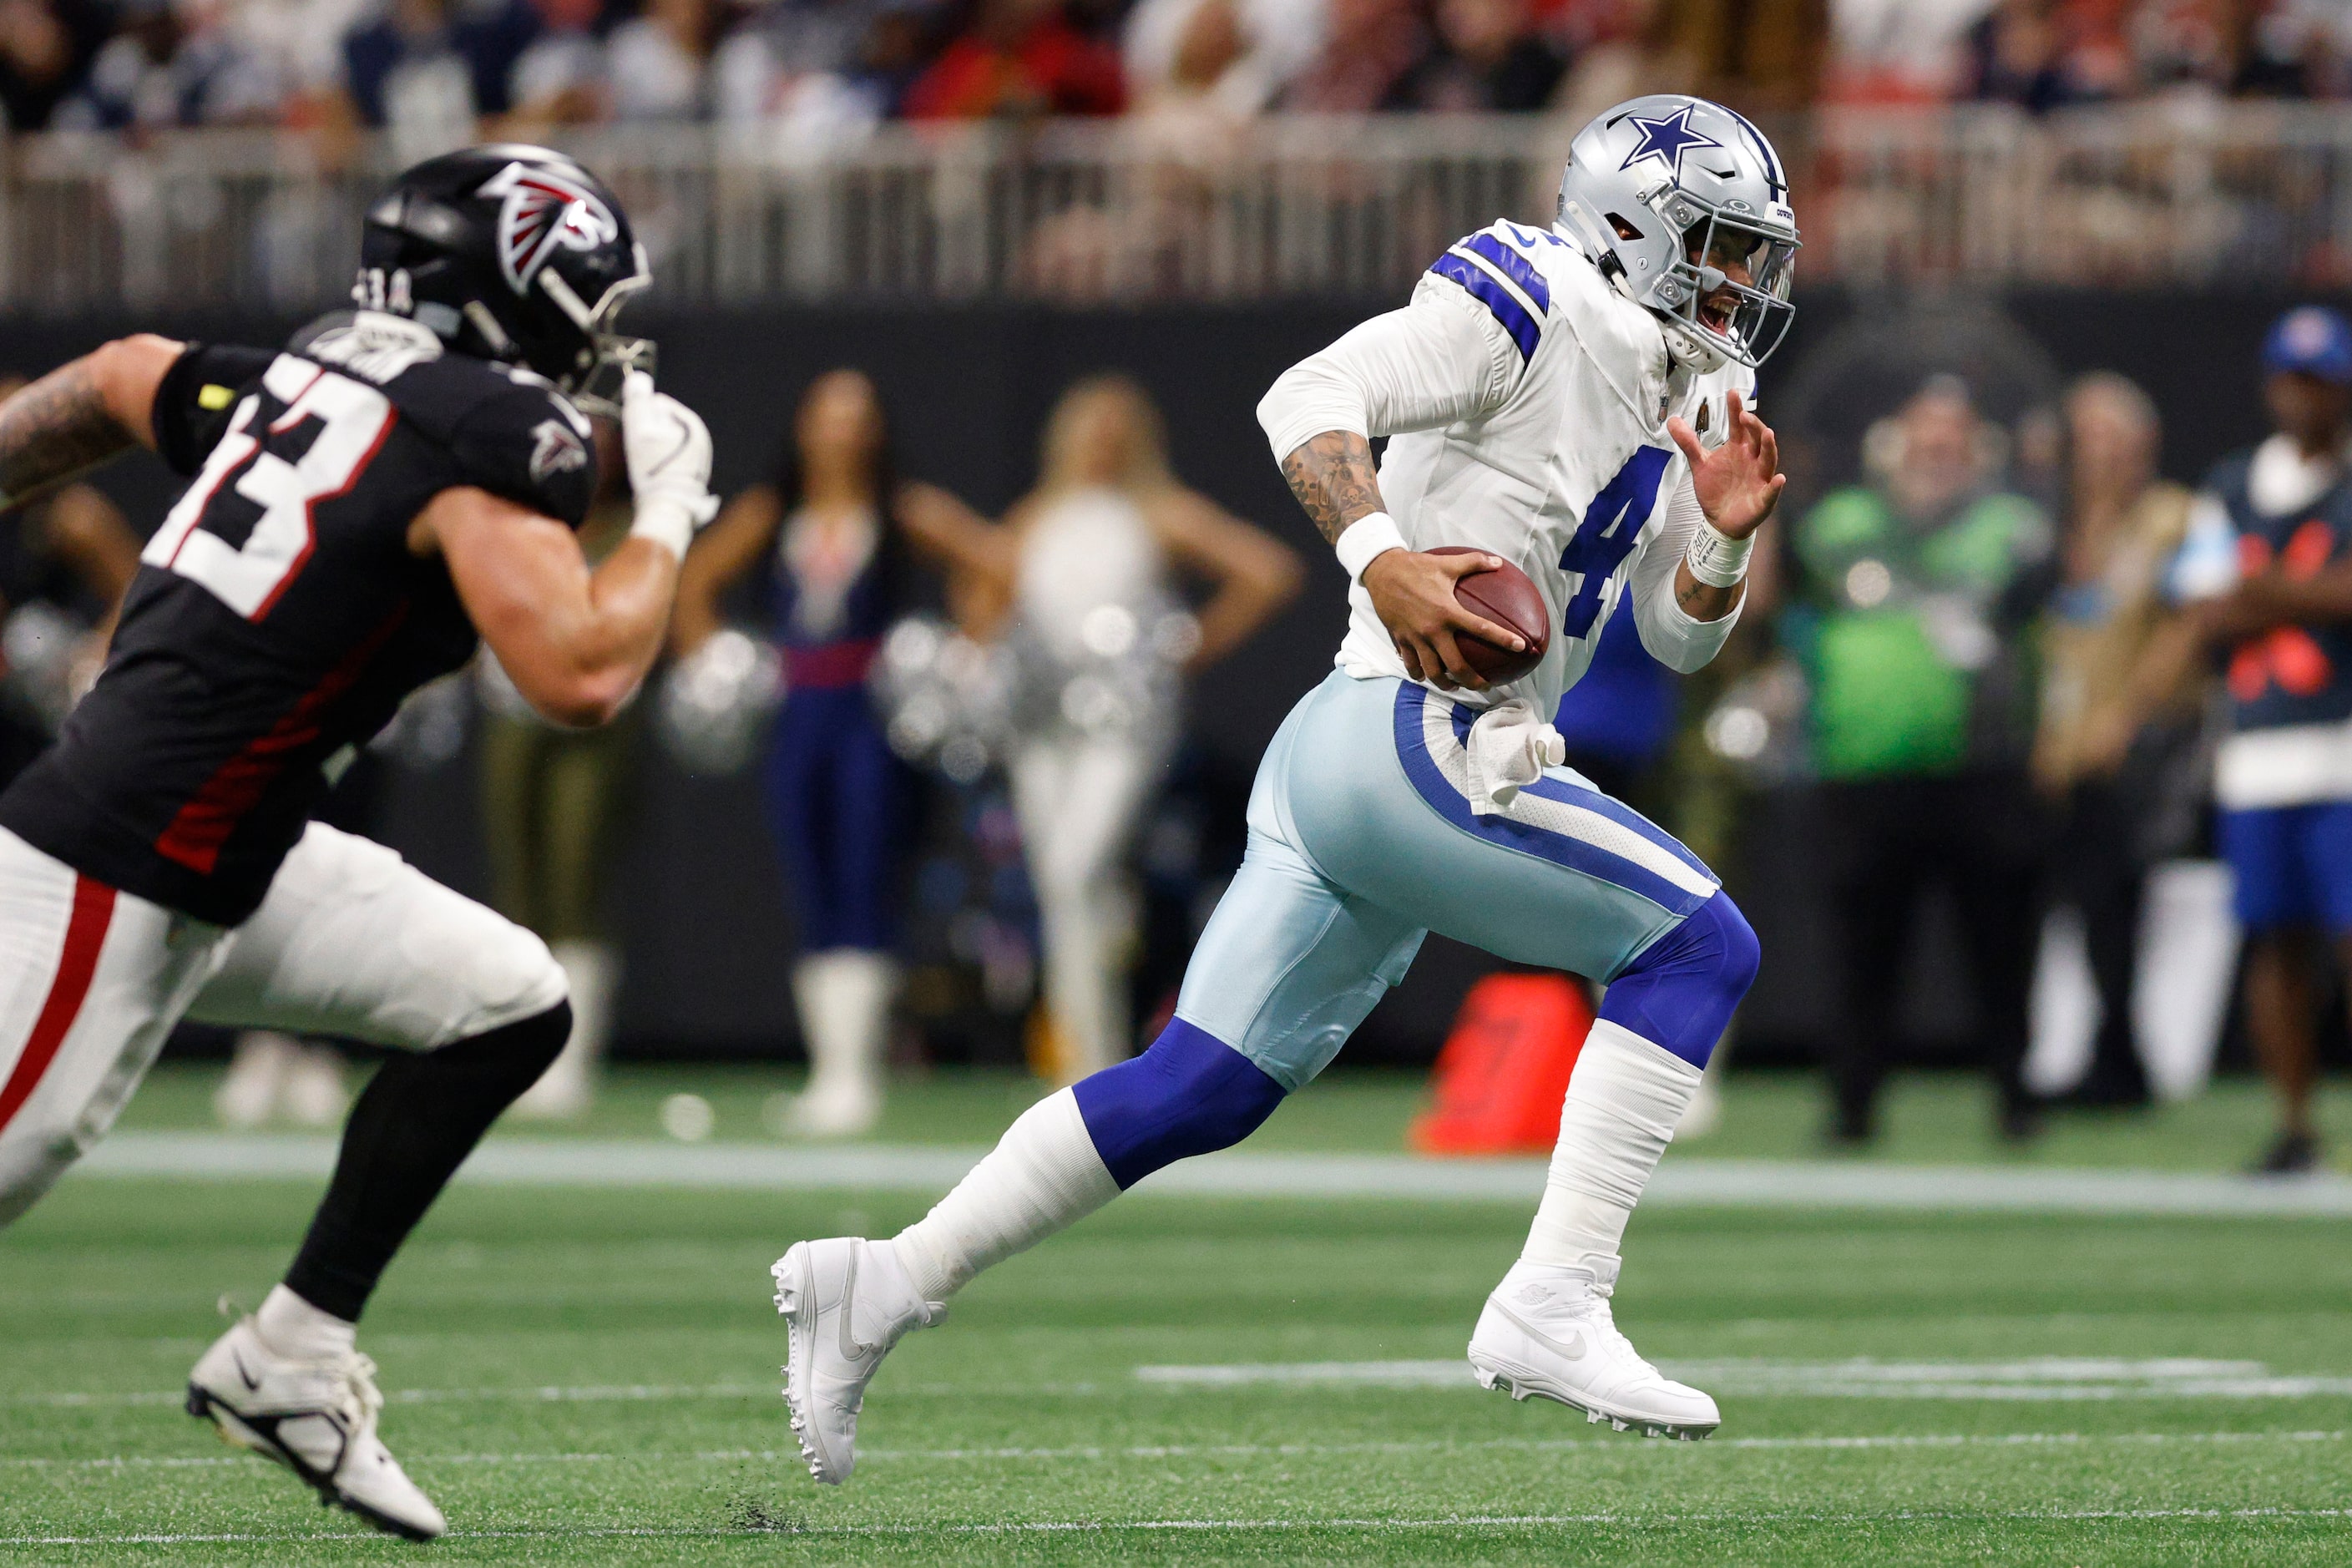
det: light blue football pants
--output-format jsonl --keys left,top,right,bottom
{"left": 1172, "top": 671, "right": 1732, "bottom": 1092}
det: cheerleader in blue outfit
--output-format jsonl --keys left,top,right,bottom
{"left": 675, "top": 371, "right": 911, "bottom": 1135}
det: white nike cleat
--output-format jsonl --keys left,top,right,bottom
{"left": 1467, "top": 1259, "right": 1720, "bottom": 1440}
{"left": 771, "top": 1237, "right": 943, "bottom": 1484}
{"left": 185, "top": 1316, "right": 447, "bottom": 1540}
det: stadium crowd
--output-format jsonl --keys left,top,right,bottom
{"left": 3, "top": 0, "right": 2352, "bottom": 142}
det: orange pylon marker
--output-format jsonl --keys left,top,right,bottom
{"left": 1409, "top": 973, "right": 1595, "bottom": 1156}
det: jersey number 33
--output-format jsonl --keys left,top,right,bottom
{"left": 141, "top": 355, "right": 397, "bottom": 621}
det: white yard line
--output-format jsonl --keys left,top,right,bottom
{"left": 8, "top": 1505, "right": 2352, "bottom": 1546}
{"left": 68, "top": 1132, "right": 2352, "bottom": 1217}
{"left": 5, "top": 1429, "right": 2342, "bottom": 1471}
{"left": 1135, "top": 1356, "right": 2352, "bottom": 1400}
{"left": 21, "top": 1355, "right": 2352, "bottom": 1412}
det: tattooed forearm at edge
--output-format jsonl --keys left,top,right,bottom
{"left": 0, "top": 361, "right": 136, "bottom": 505}
{"left": 1279, "top": 430, "right": 1385, "bottom": 546}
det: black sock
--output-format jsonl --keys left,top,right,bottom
{"left": 282, "top": 1003, "right": 570, "bottom": 1322}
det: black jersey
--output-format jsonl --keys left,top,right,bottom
{"left": 0, "top": 311, "right": 595, "bottom": 924}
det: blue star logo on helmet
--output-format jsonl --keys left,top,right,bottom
{"left": 1617, "top": 104, "right": 1723, "bottom": 178}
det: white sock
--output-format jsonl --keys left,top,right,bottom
{"left": 256, "top": 1283, "right": 357, "bottom": 1362}
{"left": 1521, "top": 1021, "right": 1703, "bottom": 1277}
{"left": 793, "top": 951, "right": 895, "bottom": 1100}
{"left": 891, "top": 1088, "right": 1119, "bottom": 1301}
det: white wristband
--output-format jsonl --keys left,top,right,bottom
{"left": 630, "top": 499, "right": 697, "bottom": 564}
{"left": 1683, "top": 518, "right": 1753, "bottom": 588}
{"left": 1334, "top": 512, "right": 1406, "bottom": 583}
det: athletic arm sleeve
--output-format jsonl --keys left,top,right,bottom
{"left": 1627, "top": 471, "right": 1740, "bottom": 674}
{"left": 152, "top": 343, "right": 276, "bottom": 476}
{"left": 1256, "top": 278, "right": 1522, "bottom": 463}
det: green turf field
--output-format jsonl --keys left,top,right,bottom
{"left": 4, "top": 1066, "right": 2350, "bottom": 1564}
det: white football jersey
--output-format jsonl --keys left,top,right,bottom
{"left": 1259, "top": 219, "right": 1753, "bottom": 719}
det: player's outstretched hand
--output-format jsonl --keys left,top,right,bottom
{"left": 1363, "top": 547, "right": 1525, "bottom": 692}
{"left": 622, "top": 371, "right": 719, "bottom": 560}
{"left": 1668, "top": 387, "right": 1784, "bottom": 540}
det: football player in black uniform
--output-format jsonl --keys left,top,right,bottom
{"left": 0, "top": 145, "right": 716, "bottom": 1540}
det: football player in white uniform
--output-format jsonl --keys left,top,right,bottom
{"left": 771, "top": 95, "right": 1797, "bottom": 1477}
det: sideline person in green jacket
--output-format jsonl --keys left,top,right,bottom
{"left": 1783, "top": 375, "right": 2056, "bottom": 1144}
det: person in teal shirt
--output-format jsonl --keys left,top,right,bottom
{"left": 1783, "top": 375, "right": 2056, "bottom": 1143}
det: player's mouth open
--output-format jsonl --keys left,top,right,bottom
{"left": 1699, "top": 298, "right": 1734, "bottom": 335}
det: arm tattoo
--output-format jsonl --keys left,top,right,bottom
{"left": 1279, "top": 430, "right": 1386, "bottom": 546}
{"left": 0, "top": 360, "right": 137, "bottom": 507}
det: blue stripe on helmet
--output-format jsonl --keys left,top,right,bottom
{"left": 1721, "top": 105, "right": 1784, "bottom": 196}
{"left": 1429, "top": 251, "right": 1540, "bottom": 362}
{"left": 1461, "top": 231, "right": 1551, "bottom": 314}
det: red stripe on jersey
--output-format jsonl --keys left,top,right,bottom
{"left": 153, "top": 602, "right": 411, "bottom": 874}
{"left": 0, "top": 875, "right": 118, "bottom": 1137}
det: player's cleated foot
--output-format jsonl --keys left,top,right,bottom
{"left": 1467, "top": 1259, "right": 1718, "bottom": 1440}
{"left": 771, "top": 1237, "right": 943, "bottom": 1484}
{"left": 2253, "top": 1130, "right": 2320, "bottom": 1176}
{"left": 185, "top": 1316, "right": 445, "bottom": 1540}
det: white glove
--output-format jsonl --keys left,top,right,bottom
{"left": 1464, "top": 697, "right": 1565, "bottom": 817}
{"left": 622, "top": 370, "right": 718, "bottom": 561}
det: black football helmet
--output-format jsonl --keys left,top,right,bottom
{"left": 356, "top": 144, "right": 652, "bottom": 415}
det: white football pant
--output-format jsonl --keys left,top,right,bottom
{"left": 0, "top": 822, "right": 566, "bottom": 1226}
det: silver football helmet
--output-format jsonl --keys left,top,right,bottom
{"left": 1555, "top": 95, "right": 1800, "bottom": 372}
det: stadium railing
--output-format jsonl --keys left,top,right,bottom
{"left": 3, "top": 103, "right": 2349, "bottom": 312}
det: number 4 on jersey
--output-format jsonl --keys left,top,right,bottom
{"left": 1558, "top": 446, "right": 1672, "bottom": 639}
{"left": 142, "top": 355, "right": 397, "bottom": 621}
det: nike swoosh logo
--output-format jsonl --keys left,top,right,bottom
{"left": 837, "top": 1249, "right": 874, "bottom": 1363}
{"left": 1495, "top": 1300, "right": 1587, "bottom": 1362}
{"left": 230, "top": 1349, "right": 262, "bottom": 1393}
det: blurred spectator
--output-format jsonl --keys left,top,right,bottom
{"left": 897, "top": 377, "right": 1299, "bottom": 1082}
{"left": 2031, "top": 372, "right": 2198, "bottom": 1110}
{"left": 1388, "top": 0, "right": 1565, "bottom": 111}
{"left": 236, "top": 0, "right": 373, "bottom": 126}
{"left": 901, "top": 0, "right": 1124, "bottom": 119}
{"left": 56, "top": 0, "right": 277, "bottom": 129}
{"left": 0, "top": 0, "right": 109, "bottom": 128}
{"left": 672, "top": 370, "right": 916, "bottom": 1137}
{"left": 0, "top": 377, "right": 138, "bottom": 788}
{"left": 1122, "top": 0, "right": 1322, "bottom": 122}
{"left": 340, "top": 0, "right": 538, "bottom": 152}
{"left": 503, "top": 0, "right": 604, "bottom": 129}
{"left": 606, "top": 0, "right": 714, "bottom": 116}
{"left": 2160, "top": 306, "right": 2352, "bottom": 1173}
{"left": 711, "top": 0, "right": 918, "bottom": 125}
{"left": 1970, "top": 0, "right": 2109, "bottom": 110}
{"left": 1281, "top": 0, "right": 1425, "bottom": 110}
{"left": 1784, "top": 376, "right": 2056, "bottom": 1144}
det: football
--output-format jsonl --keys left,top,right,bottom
{"left": 1428, "top": 547, "right": 1550, "bottom": 684}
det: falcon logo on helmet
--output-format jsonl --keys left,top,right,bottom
{"left": 482, "top": 162, "right": 623, "bottom": 296}
{"left": 358, "top": 144, "right": 652, "bottom": 417}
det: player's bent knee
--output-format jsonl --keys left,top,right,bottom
{"left": 435, "top": 999, "right": 572, "bottom": 1091}
{"left": 416, "top": 918, "right": 569, "bottom": 1047}
{"left": 1598, "top": 893, "right": 1760, "bottom": 1070}
{"left": 1070, "top": 1019, "right": 1287, "bottom": 1189}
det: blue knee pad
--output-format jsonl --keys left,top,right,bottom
{"left": 1070, "top": 1019, "right": 1287, "bottom": 1189}
{"left": 1598, "top": 893, "right": 1760, "bottom": 1068}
